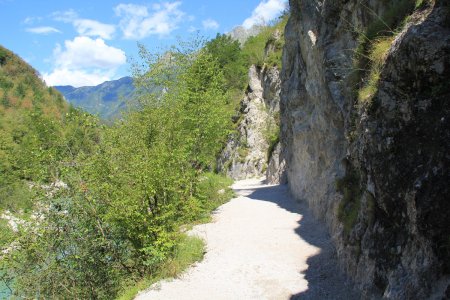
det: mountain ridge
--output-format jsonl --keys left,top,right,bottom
{"left": 55, "top": 76, "right": 135, "bottom": 119}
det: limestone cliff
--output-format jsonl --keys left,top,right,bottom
{"left": 218, "top": 65, "right": 283, "bottom": 181}
{"left": 281, "top": 0, "right": 449, "bottom": 298}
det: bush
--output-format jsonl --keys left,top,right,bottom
{"left": 116, "top": 235, "right": 205, "bottom": 300}
{"left": 0, "top": 219, "right": 15, "bottom": 248}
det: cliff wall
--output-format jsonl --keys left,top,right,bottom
{"left": 281, "top": 0, "right": 449, "bottom": 298}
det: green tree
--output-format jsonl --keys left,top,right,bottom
{"left": 205, "top": 34, "right": 248, "bottom": 90}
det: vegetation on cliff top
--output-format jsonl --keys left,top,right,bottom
{"left": 354, "top": 0, "right": 423, "bottom": 105}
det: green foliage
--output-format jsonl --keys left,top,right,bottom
{"left": 0, "top": 182, "right": 35, "bottom": 213}
{"left": 2, "top": 38, "right": 235, "bottom": 299}
{"left": 0, "top": 45, "right": 83, "bottom": 214}
{"left": 0, "top": 219, "right": 14, "bottom": 248}
{"left": 0, "top": 47, "right": 7, "bottom": 65}
{"left": 117, "top": 235, "right": 205, "bottom": 300}
{"left": 193, "top": 173, "right": 234, "bottom": 220}
{"left": 264, "top": 111, "right": 280, "bottom": 161}
{"left": 238, "top": 147, "right": 249, "bottom": 163}
{"left": 241, "top": 15, "right": 288, "bottom": 68}
{"left": 267, "top": 134, "right": 280, "bottom": 161}
{"left": 336, "top": 167, "right": 363, "bottom": 235}
{"left": 205, "top": 34, "right": 248, "bottom": 91}
{"left": 364, "top": 0, "right": 415, "bottom": 42}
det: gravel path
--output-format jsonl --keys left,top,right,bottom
{"left": 136, "top": 178, "right": 360, "bottom": 300}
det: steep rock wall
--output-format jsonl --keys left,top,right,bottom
{"left": 219, "top": 65, "right": 285, "bottom": 181}
{"left": 281, "top": 0, "right": 449, "bottom": 298}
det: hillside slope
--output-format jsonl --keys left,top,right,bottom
{"left": 0, "top": 44, "right": 97, "bottom": 221}
{"left": 55, "top": 76, "right": 135, "bottom": 119}
{"left": 0, "top": 45, "right": 68, "bottom": 118}
{"left": 0, "top": 44, "right": 70, "bottom": 202}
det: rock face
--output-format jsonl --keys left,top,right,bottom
{"left": 228, "top": 25, "right": 263, "bottom": 45}
{"left": 281, "top": 0, "right": 449, "bottom": 298}
{"left": 218, "top": 65, "right": 284, "bottom": 180}
{"left": 266, "top": 142, "right": 286, "bottom": 184}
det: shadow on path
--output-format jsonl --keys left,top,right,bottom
{"left": 235, "top": 183, "right": 360, "bottom": 300}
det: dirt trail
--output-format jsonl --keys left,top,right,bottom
{"left": 136, "top": 179, "right": 359, "bottom": 300}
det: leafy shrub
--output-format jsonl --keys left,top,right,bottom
{"left": 0, "top": 219, "right": 14, "bottom": 248}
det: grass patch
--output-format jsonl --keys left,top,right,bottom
{"left": 353, "top": 0, "right": 417, "bottom": 106}
{"left": 358, "top": 36, "right": 394, "bottom": 103}
{"left": 116, "top": 235, "right": 205, "bottom": 300}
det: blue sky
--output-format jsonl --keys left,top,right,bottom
{"left": 0, "top": 0, "right": 287, "bottom": 87}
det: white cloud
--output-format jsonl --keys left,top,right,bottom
{"left": 43, "top": 68, "right": 114, "bottom": 87}
{"left": 52, "top": 9, "right": 115, "bottom": 40}
{"left": 115, "top": 2, "right": 186, "bottom": 39}
{"left": 51, "top": 9, "right": 78, "bottom": 23}
{"left": 23, "top": 16, "right": 43, "bottom": 25}
{"left": 43, "top": 36, "right": 126, "bottom": 87}
{"left": 73, "top": 19, "right": 116, "bottom": 40}
{"left": 242, "top": 0, "right": 287, "bottom": 29}
{"left": 202, "top": 18, "right": 219, "bottom": 30}
{"left": 26, "top": 26, "right": 61, "bottom": 34}
{"left": 53, "top": 36, "right": 126, "bottom": 69}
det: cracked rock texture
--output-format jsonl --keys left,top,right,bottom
{"left": 281, "top": 0, "right": 449, "bottom": 298}
{"left": 218, "top": 65, "right": 285, "bottom": 182}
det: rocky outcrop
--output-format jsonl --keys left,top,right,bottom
{"left": 218, "top": 65, "right": 283, "bottom": 180}
{"left": 228, "top": 25, "right": 263, "bottom": 45}
{"left": 266, "top": 142, "right": 286, "bottom": 184}
{"left": 281, "top": 0, "right": 449, "bottom": 298}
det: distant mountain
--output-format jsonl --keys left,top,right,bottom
{"left": 228, "top": 25, "right": 263, "bottom": 45}
{"left": 55, "top": 76, "right": 135, "bottom": 119}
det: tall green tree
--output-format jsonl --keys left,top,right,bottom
{"left": 205, "top": 34, "right": 248, "bottom": 90}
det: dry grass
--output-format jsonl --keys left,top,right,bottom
{"left": 358, "top": 36, "right": 394, "bottom": 103}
